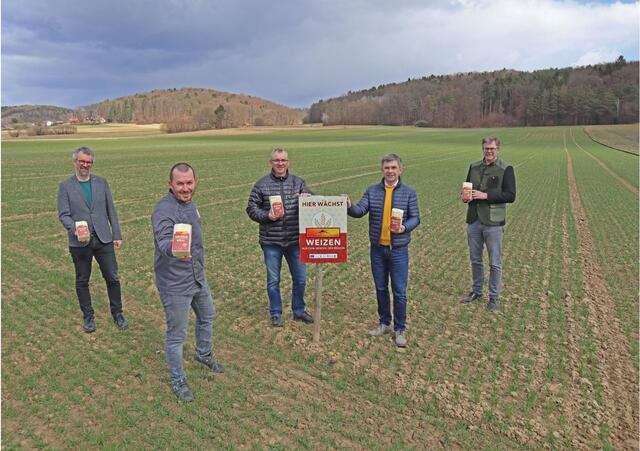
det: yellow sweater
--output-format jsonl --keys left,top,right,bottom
{"left": 379, "top": 184, "right": 395, "bottom": 245}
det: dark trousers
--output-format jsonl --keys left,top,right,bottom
{"left": 69, "top": 236, "right": 122, "bottom": 318}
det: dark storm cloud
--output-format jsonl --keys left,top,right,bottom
{"left": 2, "top": 0, "right": 638, "bottom": 108}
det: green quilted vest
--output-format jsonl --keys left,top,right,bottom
{"left": 466, "top": 158, "right": 509, "bottom": 226}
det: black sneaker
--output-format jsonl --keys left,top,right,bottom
{"left": 488, "top": 298, "right": 500, "bottom": 312}
{"left": 113, "top": 312, "right": 129, "bottom": 330}
{"left": 293, "top": 311, "right": 314, "bottom": 324}
{"left": 171, "top": 379, "right": 194, "bottom": 402}
{"left": 83, "top": 315, "right": 96, "bottom": 333}
{"left": 271, "top": 314, "right": 284, "bottom": 327}
{"left": 460, "top": 291, "right": 482, "bottom": 304}
{"left": 193, "top": 354, "right": 225, "bottom": 373}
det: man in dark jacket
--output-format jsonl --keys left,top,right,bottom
{"left": 246, "top": 148, "right": 314, "bottom": 327}
{"left": 57, "top": 146, "right": 128, "bottom": 333}
{"left": 347, "top": 154, "right": 420, "bottom": 347}
{"left": 460, "top": 137, "right": 516, "bottom": 312}
{"left": 152, "top": 163, "right": 224, "bottom": 402}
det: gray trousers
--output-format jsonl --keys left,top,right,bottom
{"left": 467, "top": 219, "right": 504, "bottom": 300}
{"left": 160, "top": 286, "right": 216, "bottom": 384}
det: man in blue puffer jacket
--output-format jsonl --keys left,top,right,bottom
{"left": 347, "top": 154, "right": 420, "bottom": 347}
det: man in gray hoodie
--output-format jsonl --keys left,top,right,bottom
{"left": 152, "top": 162, "right": 224, "bottom": 402}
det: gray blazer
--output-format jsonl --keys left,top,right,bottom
{"left": 57, "top": 174, "right": 122, "bottom": 247}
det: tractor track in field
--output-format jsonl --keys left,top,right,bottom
{"left": 1, "top": 210, "right": 60, "bottom": 222}
{"left": 560, "top": 209, "right": 604, "bottom": 448}
{"left": 559, "top": 212, "right": 585, "bottom": 446}
{"left": 564, "top": 135, "right": 639, "bottom": 449}
{"left": 569, "top": 128, "right": 638, "bottom": 196}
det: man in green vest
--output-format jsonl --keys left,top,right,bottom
{"left": 460, "top": 137, "right": 516, "bottom": 312}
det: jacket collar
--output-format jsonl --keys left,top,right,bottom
{"left": 378, "top": 176, "right": 402, "bottom": 188}
{"left": 73, "top": 173, "right": 94, "bottom": 183}
{"left": 270, "top": 170, "right": 289, "bottom": 182}
{"left": 167, "top": 189, "right": 192, "bottom": 205}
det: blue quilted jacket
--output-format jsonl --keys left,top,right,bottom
{"left": 348, "top": 178, "right": 420, "bottom": 247}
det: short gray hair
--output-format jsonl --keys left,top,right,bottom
{"left": 72, "top": 146, "right": 95, "bottom": 162}
{"left": 481, "top": 137, "right": 500, "bottom": 148}
{"left": 271, "top": 148, "right": 288, "bottom": 159}
{"left": 381, "top": 153, "right": 403, "bottom": 169}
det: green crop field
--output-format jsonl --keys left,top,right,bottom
{"left": 2, "top": 125, "right": 638, "bottom": 449}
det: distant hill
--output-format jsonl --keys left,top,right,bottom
{"left": 82, "top": 87, "right": 305, "bottom": 128}
{"left": 307, "top": 57, "right": 639, "bottom": 127}
{"left": 6, "top": 59, "right": 637, "bottom": 131}
{"left": 2, "top": 105, "right": 77, "bottom": 125}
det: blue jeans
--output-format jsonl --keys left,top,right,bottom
{"left": 467, "top": 219, "right": 504, "bottom": 299}
{"left": 159, "top": 285, "right": 216, "bottom": 383}
{"left": 261, "top": 244, "right": 306, "bottom": 317}
{"left": 370, "top": 244, "right": 409, "bottom": 332}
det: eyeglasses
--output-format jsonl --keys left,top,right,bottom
{"left": 483, "top": 147, "right": 498, "bottom": 152}
{"left": 271, "top": 159, "right": 289, "bottom": 164}
{"left": 77, "top": 160, "right": 93, "bottom": 165}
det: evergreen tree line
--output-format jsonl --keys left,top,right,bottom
{"left": 307, "top": 58, "right": 638, "bottom": 127}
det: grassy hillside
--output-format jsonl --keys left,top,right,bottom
{"left": 583, "top": 123, "right": 639, "bottom": 155}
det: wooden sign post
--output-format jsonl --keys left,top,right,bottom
{"left": 313, "top": 264, "right": 323, "bottom": 343}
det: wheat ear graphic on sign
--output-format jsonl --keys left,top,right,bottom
{"left": 313, "top": 213, "right": 333, "bottom": 228}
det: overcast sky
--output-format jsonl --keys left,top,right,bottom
{"left": 2, "top": 0, "right": 638, "bottom": 109}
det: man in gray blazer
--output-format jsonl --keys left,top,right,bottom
{"left": 57, "top": 147, "right": 128, "bottom": 333}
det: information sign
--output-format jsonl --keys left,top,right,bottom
{"left": 298, "top": 196, "right": 347, "bottom": 263}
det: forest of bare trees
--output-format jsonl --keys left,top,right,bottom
{"left": 85, "top": 87, "right": 304, "bottom": 131}
{"left": 307, "top": 58, "right": 638, "bottom": 128}
{"left": 6, "top": 59, "right": 636, "bottom": 132}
